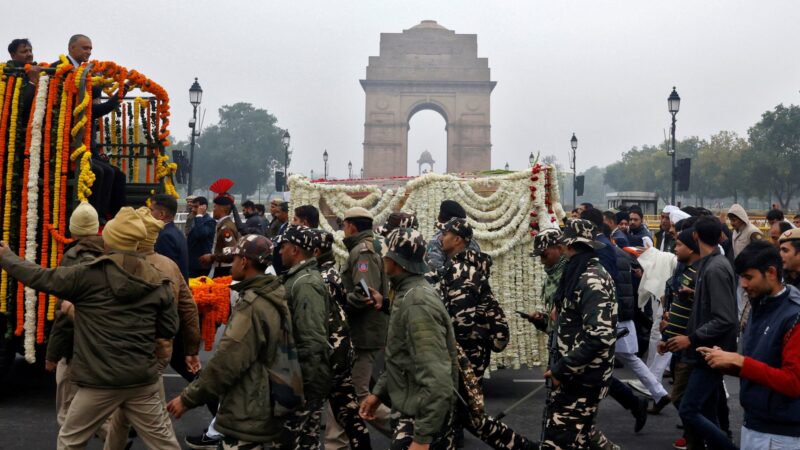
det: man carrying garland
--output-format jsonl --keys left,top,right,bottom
{"left": 277, "top": 225, "right": 332, "bottom": 449}
{"left": 0, "top": 207, "right": 180, "bottom": 449}
{"left": 311, "top": 229, "right": 372, "bottom": 450}
{"left": 360, "top": 227, "right": 459, "bottom": 450}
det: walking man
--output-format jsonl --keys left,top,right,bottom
{"left": 199, "top": 195, "right": 241, "bottom": 277}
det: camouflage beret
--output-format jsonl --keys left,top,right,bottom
{"left": 224, "top": 234, "right": 273, "bottom": 265}
{"left": 530, "top": 228, "right": 563, "bottom": 257}
{"left": 779, "top": 228, "right": 800, "bottom": 243}
{"left": 442, "top": 217, "right": 473, "bottom": 242}
{"left": 558, "top": 219, "right": 605, "bottom": 250}
{"left": 310, "top": 228, "right": 335, "bottom": 253}
{"left": 282, "top": 224, "right": 316, "bottom": 252}
{"left": 385, "top": 228, "right": 429, "bottom": 275}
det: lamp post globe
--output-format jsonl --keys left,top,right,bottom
{"left": 529, "top": 152, "right": 535, "bottom": 167}
{"left": 348, "top": 161, "right": 353, "bottom": 179}
{"left": 323, "top": 150, "right": 328, "bottom": 179}
{"left": 189, "top": 77, "right": 203, "bottom": 107}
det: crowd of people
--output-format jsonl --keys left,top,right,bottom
{"left": 2, "top": 178, "right": 800, "bottom": 449}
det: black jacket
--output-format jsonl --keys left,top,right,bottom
{"left": 187, "top": 213, "right": 215, "bottom": 277}
{"left": 155, "top": 222, "right": 189, "bottom": 279}
{"left": 684, "top": 249, "right": 738, "bottom": 365}
{"left": 613, "top": 247, "right": 637, "bottom": 322}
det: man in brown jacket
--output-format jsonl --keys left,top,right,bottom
{"left": 103, "top": 207, "right": 203, "bottom": 449}
{"left": 0, "top": 207, "right": 180, "bottom": 449}
{"left": 199, "top": 195, "right": 241, "bottom": 277}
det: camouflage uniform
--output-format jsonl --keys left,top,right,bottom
{"left": 277, "top": 225, "right": 332, "bottom": 450}
{"left": 425, "top": 226, "right": 481, "bottom": 280}
{"left": 437, "top": 218, "right": 509, "bottom": 379}
{"left": 312, "top": 230, "right": 372, "bottom": 450}
{"left": 542, "top": 220, "right": 618, "bottom": 450}
{"left": 376, "top": 213, "right": 419, "bottom": 257}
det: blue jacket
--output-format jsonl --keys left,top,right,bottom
{"left": 187, "top": 214, "right": 215, "bottom": 278}
{"left": 740, "top": 285, "right": 800, "bottom": 437}
{"left": 156, "top": 221, "right": 189, "bottom": 279}
{"left": 595, "top": 234, "right": 618, "bottom": 281}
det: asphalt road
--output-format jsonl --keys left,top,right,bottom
{"left": 0, "top": 352, "right": 743, "bottom": 449}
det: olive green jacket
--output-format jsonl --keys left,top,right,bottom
{"left": 283, "top": 258, "right": 332, "bottom": 402}
{"left": 342, "top": 230, "right": 389, "bottom": 350}
{"left": 45, "top": 235, "right": 105, "bottom": 363}
{"left": 0, "top": 250, "right": 177, "bottom": 389}
{"left": 374, "top": 272, "right": 458, "bottom": 444}
{"left": 181, "top": 274, "right": 287, "bottom": 443}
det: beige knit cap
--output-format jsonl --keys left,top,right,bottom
{"left": 134, "top": 207, "right": 165, "bottom": 247}
{"left": 69, "top": 202, "right": 99, "bottom": 236}
{"left": 102, "top": 207, "right": 147, "bottom": 251}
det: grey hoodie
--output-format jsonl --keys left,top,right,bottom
{"left": 728, "top": 204, "right": 763, "bottom": 257}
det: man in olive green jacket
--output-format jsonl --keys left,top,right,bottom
{"left": 278, "top": 224, "right": 332, "bottom": 449}
{"left": 168, "top": 234, "right": 289, "bottom": 447}
{"left": 341, "top": 207, "right": 392, "bottom": 432}
{"left": 360, "top": 228, "right": 459, "bottom": 450}
{"left": 0, "top": 207, "right": 180, "bottom": 450}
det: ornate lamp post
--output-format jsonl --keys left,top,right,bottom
{"left": 187, "top": 78, "right": 202, "bottom": 195}
{"left": 668, "top": 87, "right": 681, "bottom": 205}
{"left": 529, "top": 152, "right": 535, "bottom": 167}
{"left": 281, "top": 130, "right": 291, "bottom": 183}
{"left": 348, "top": 161, "right": 353, "bottom": 179}
{"left": 570, "top": 133, "right": 578, "bottom": 209}
{"left": 360, "top": 167, "right": 364, "bottom": 179}
{"left": 323, "top": 150, "right": 329, "bottom": 179}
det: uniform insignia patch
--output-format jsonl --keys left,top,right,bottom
{"left": 358, "top": 262, "right": 369, "bottom": 273}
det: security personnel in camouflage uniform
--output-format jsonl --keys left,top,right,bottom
{"left": 278, "top": 225, "right": 332, "bottom": 449}
{"left": 341, "top": 207, "right": 392, "bottom": 432}
{"left": 167, "top": 235, "right": 288, "bottom": 449}
{"left": 437, "top": 218, "right": 509, "bottom": 379}
{"left": 376, "top": 212, "right": 419, "bottom": 257}
{"left": 359, "top": 228, "right": 459, "bottom": 450}
{"left": 426, "top": 200, "right": 481, "bottom": 279}
{"left": 199, "top": 195, "right": 241, "bottom": 277}
{"left": 310, "top": 229, "right": 372, "bottom": 450}
{"left": 528, "top": 228, "right": 567, "bottom": 333}
{"left": 542, "top": 219, "right": 618, "bottom": 449}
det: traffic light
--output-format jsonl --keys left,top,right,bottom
{"left": 576, "top": 175, "right": 585, "bottom": 197}
{"left": 676, "top": 158, "right": 691, "bottom": 192}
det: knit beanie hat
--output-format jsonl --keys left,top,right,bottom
{"left": 103, "top": 207, "right": 147, "bottom": 251}
{"left": 438, "top": 200, "right": 466, "bottom": 223}
{"left": 677, "top": 228, "right": 699, "bottom": 254}
{"left": 69, "top": 202, "right": 99, "bottom": 236}
{"left": 134, "top": 207, "right": 165, "bottom": 247}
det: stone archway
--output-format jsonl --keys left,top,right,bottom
{"left": 361, "top": 20, "right": 496, "bottom": 177}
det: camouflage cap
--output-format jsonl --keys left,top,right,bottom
{"left": 282, "top": 224, "right": 316, "bottom": 253}
{"left": 530, "top": 228, "right": 563, "bottom": 257}
{"left": 779, "top": 228, "right": 800, "bottom": 243}
{"left": 385, "top": 228, "right": 429, "bottom": 275}
{"left": 442, "top": 217, "right": 473, "bottom": 242}
{"left": 378, "top": 212, "right": 419, "bottom": 237}
{"left": 558, "top": 219, "right": 605, "bottom": 250}
{"left": 310, "top": 228, "right": 335, "bottom": 253}
{"left": 224, "top": 234, "right": 273, "bottom": 265}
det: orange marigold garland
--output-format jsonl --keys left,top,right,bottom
{"left": 189, "top": 276, "right": 232, "bottom": 351}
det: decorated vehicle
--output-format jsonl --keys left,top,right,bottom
{"left": 0, "top": 57, "right": 179, "bottom": 376}
{"left": 289, "top": 164, "right": 566, "bottom": 370}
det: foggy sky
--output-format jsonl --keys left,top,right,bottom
{"left": 6, "top": 1, "right": 800, "bottom": 180}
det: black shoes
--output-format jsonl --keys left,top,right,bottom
{"left": 633, "top": 396, "right": 649, "bottom": 433}
{"left": 185, "top": 431, "right": 221, "bottom": 449}
{"left": 649, "top": 395, "right": 672, "bottom": 414}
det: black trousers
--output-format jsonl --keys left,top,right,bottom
{"left": 608, "top": 376, "right": 639, "bottom": 410}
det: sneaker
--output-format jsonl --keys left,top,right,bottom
{"left": 627, "top": 379, "right": 652, "bottom": 398}
{"left": 185, "top": 432, "right": 221, "bottom": 449}
{"left": 672, "top": 437, "right": 687, "bottom": 449}
{"left": 649, "top": 395, "right": 672, "bottom": 414}
{"left": 632, "top": 396, "right": 648, "bottom": 433}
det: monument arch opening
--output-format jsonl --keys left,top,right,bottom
{"left": 407, "top": 108, "right": 447, "bottom": 175}
{"left": 361, "top": 20, "right": 496, "bottom": 177}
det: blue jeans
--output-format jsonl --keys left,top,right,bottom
{"left": 678, "top": 366, "right": 737, "bottom": 450}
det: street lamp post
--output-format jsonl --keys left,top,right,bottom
{"left": 570, "top": 133, "right": 578, "bottom": 209}
{"left": 668, "top": 87, "right": 681, "bottom": 205}
{"left": 348, "top": 161, "right": 353, "bottom": 179}
{"left": 529, "top": 152, "right": 535, "bottom": 167}
{"left": 281, "top": 130, "right": 290, "bottom": 191}
{"left": 323, "top": 150, "right": 328, "bottom": 179}
{"left": 504, "top": 162, "right": 510, "bottom": 171}
{"left": 360, "top": 167, "right": 364, "bottom": 179}
{"left": 187, "top": 78, "right": 203, "bottom": 195}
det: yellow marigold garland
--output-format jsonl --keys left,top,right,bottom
{"left": 132, "top": 97, "right": 142, "bottom": 182}
{"left": 0, "top": 77, "right": 23, "bottom": 313}
{"left": 68, "top": 64, "right": 95, "bottom": 202}
{"left": 0, "top": 68, "right": 6, "bottom": 313}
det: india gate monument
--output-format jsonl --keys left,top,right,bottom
{"left": 361, "top": 20, "right": 496, "bottom": 177}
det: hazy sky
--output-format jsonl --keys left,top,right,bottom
{"left": 7, "top": 1, "right": 800, "bottom": 180}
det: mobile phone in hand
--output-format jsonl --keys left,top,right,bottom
{"left": 515, "top": 310, "right": 532, "bottom": 320}
{"left": 359, "top": 279, "right": 371, "bottom": 300}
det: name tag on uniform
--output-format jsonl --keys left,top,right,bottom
{"left": 358, "top": 262, "right": 369, "bottom": 273}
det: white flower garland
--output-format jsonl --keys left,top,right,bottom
{"left": 23, "top": 74, "right": 49, "bottom": 363}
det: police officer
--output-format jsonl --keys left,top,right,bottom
{"left": 311, "top": 229, "right": 372, "bottom": 450}
{"left": 279, "top": 225, "right": 332, "bottom": 449}
{"left": 340, "top": 207, "right": 391, "bottom": 432}
{"left": 542, "top": 219, "right": 618, "bottom": 450}
{"left": 359, "top": 228, "right": 459, "bottom": 450}
{"left": 167, "top": 235, "right": 288, "bottom": 449}
{"left": 199, "top": 195, "right": 241, "bottom": 277}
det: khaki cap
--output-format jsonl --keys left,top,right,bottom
{"left": 344, "top": 207, "right": 373, "bottom": 221}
